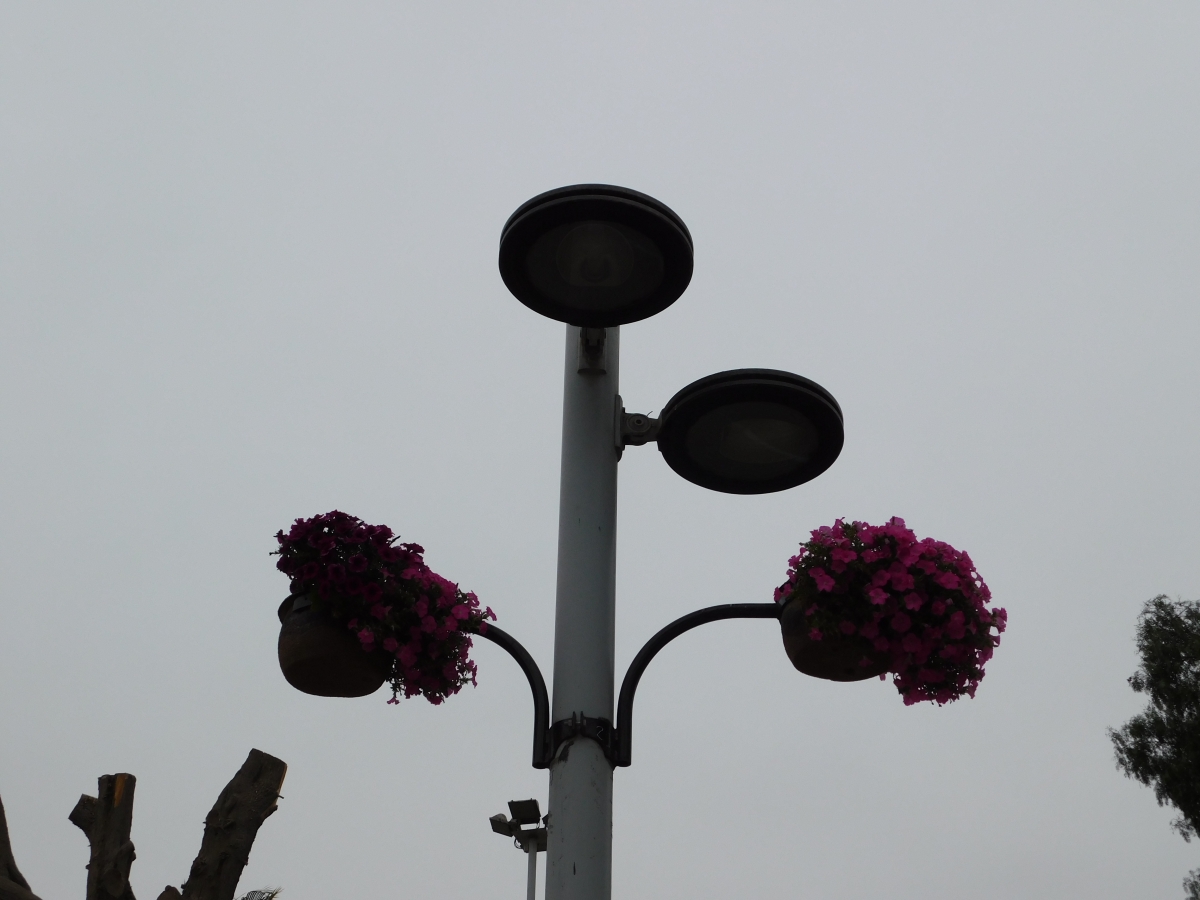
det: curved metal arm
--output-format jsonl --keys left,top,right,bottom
{"left": 614, "top": 603, "right": 781, "bottom": 767}
{"left": 474, "top": 624, "right": 553, "bottom": 769}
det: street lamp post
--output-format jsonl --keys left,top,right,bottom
{"left": 499, "top": 184, "right": 696, "bottom": 900}
{"left": 547, "top": 324, "right": 620, "bottom": 900}
{"left": 488, "top": 184, "right": 844, "bottom": 900}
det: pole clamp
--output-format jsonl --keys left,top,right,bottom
{"left": 551, "top": 713, "right": 618, "bottom": 765}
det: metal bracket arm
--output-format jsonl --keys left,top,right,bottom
{"left": 474, "top": 624, "right": 553, "bottom": 769}
{"left": 613, "top": 603, "right": 782, "bottom": 767}
{"left": 472, "top": 605, "right": 782, "bottom": 770}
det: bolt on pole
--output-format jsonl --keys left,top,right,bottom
{"left": 545, "top": 325, "right": 619, "bottom": 900}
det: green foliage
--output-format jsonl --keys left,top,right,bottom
{"left": 1109, "top": 596, "right": 1200, "bottom": 842}
{"left": 1185, "top": 869, "right": 1200, "bottom": 900}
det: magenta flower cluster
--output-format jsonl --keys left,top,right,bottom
{"left": 273, "top": 510, "right": 495, "bottom": 705}
{"left": 775, "top": 517, "right": 1007, "bottom": 705}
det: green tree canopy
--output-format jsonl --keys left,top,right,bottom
{"left": 1110, "top": 596, "right": 1200, "bottom": 841}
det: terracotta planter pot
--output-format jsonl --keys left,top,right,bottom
{"left": 277, "top": 594, "right": 392, "bottom": 697}
{"left": 779, "top": 595, "right": 890, "bottom": 682}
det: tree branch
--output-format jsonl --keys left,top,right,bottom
{"left": 0, "top": 796, "right": 42, "bottom": 900}
{"left": 162, "top": 750, "right": 287, "bottom": 900}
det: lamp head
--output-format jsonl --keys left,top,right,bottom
{"left": 489, "top": 814, "right": 514, "bottom": 836}
{"left": 507, "top": 798, "right": 543, "bottom": 826}
{"left": 657, "top": 369, "right": 844, "bottom": 494}
{"left": 499, "top": 184, "right": 693, "bottom": 327}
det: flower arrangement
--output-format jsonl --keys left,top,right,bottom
{"left": 273, "top": 510, "right": 495, "bottom": 705}
{"left": 775, "top": 517, "right": 1006, "bottom": 705}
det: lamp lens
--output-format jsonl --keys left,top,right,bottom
{"left": 719, "top": 416, "right": 812, "bottom": 465}
{"left": 525, "top": 219, "right": 664, "bottom": 312}
{"left": 557, "top": 223, "right": 635, "bottom": 286}
{"left": 685, "top": 401, "right": 819, "bottom": 481}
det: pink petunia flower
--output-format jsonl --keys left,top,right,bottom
{"left": 810, "top": 568, "right": 836, "bottom": 592}
{"left": 889, "top": 565, "right": 915, "bottom": 592}
{"left": 945, "top": 611, "right": 967, "bottom": 640}
{"left": 933, "top": 571, "right": 961, "bottom": 590}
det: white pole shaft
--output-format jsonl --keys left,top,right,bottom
{"left": 527, "top": 845, "right": 538, "bottom": 900}
{"left": 545, "top": 325, "right": 619, "bottom": 900}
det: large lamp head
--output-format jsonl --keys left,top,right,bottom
{"left": 499, "top": 184, "right": 693, "bottom": 327}
{"left": 657, "top": 369, "right": 844, "bottom": 494}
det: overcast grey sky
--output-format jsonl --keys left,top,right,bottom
{"left": 2, "top": 3, "right": 1198, "bottom": 898}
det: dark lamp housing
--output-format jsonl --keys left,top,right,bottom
{"left": 507, "top": 798, "right": 543, "bottom": 825}
{"left": 499, "top": 184, "right": 693, "bottom": 327}
{"left": 657, "top": 369, "right": 844, "bottom": 494}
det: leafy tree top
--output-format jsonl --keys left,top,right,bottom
{"left": 1109, "top": 595, "right": 1200, "bottom": 842}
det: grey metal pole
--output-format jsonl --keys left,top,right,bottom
{"left": 545, "top": 325, "right": 619, "bottom": 900}
{"left": 527, "top": 844, "right": 538, "bottom": 900}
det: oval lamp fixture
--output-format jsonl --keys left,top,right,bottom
{"left": 657, "top": 369, "right": 844, "bottom": 494}
{"left": 499, "top": 184, "right": 693, "bottom": 327}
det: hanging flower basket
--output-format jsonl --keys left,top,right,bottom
{"left": 778, "top": 587, "right": 889, "bottom": 681}
{"left": 272, "top": 510, "right": 496, "bottom": 705}
{"left": 277, "top": 593, "right": 392, "bottom": 697}
{"left": 775, "top": 517, "right": 1006, "bottom": 705}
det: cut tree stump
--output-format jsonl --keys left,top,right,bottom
{"left": 69, "top": 774, "right": 138, "bottom": 900}
{"left": 0, "top": 748, "right": 286, "bottom": 900}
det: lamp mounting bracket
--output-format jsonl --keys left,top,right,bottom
{"left": 615, "top": 396, "right": 660, "bottom": 453}
{"left": 577, "top": 327, "right": 608, "bottom": 373}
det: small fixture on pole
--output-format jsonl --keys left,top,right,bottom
{"left": 490, "top": 799, "right": 548, "bottom": 900}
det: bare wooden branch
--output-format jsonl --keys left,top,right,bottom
{"left": 69, "top": 774, "right": 137, "bottom": 900}
{"left": 0, "top": 797, "right": 42, "bottom": 900}
{"left": 165, "top": 750, "right": 287, "bottom": 900}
